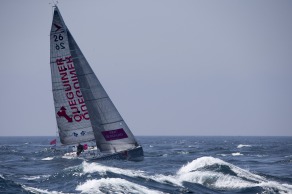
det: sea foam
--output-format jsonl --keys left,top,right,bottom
{"left": 78, "top": 157, "right": 292, "bottom": 193}
{"left": 23, "top": 186, "right": 65, "bottom": 194}
{"left": 175, "top": 156, "right": 292, "bottom": 192}
{"left": 81, "top": 161, "right": 145, "bottom": 177}
{"left": 76, "top": 178, "right": 164, "bottom": 194}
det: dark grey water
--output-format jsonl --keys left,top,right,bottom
{"left": 1, "top": 136, "right": 292, "bottom": 193}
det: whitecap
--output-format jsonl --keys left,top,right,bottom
{"left": 81, "top": 161, "right": 145, "bottom": 177}
{"left": 174, "top": 156, "right": 292, "bottom": 193}
{"left": 81, "top": 161, "right": 181, "bottom": 189}
{"left": 177, "top": 151, "right": 189, "bottom": 155}
{"left": 21, "top": 175, "right": 41, "bottom": 180}
{"left": 237, "top": 144, "right": 251, "bottom": 148}
{"left": 21, "top": 175, "right": 50, "bottom": 180}
{"left": 76, "top": 157, "right": 292, "bottom": 193}
{"left": 42, "top": 157, "right": 54, "bottom": 161}
{"left": 76, "top": 178, "right": 165, "bottom": 194}
{"left": 232, "top": 152, "right": 243, "bottom": 156}
{"left": 23, "top": 186, "right": 66, "bottom": 194}
{"left": 217, "top": 154, "right": 227, "bottom": 157}
{"left": 62, "top": 152, "right": 77, "bottom": 159}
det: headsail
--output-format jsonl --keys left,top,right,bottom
{"left": 50, "top": 7, "right": 95, "bottom": 145}
{"left": 50, "top": 6, "right": 139, "bottom": 154}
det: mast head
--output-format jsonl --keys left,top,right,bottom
{"left": 49, "top": 0, "right": 59, "bottom": 8}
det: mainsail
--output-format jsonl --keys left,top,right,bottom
{"left": 50, "top": 6, "right": 139, "bottom": 154}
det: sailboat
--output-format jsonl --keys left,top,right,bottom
{"left": 49, "top": 6, "right": 144, "bottom": 161}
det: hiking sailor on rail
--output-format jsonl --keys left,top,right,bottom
{"left": 76, "top": 143, "right": 84, "bottom": 156}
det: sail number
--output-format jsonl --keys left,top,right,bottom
{"left": 55, "top": 43, "right": 65, "bottom": 50}
{"left": 54, "top": 34, "right": 65, "bottom": 50}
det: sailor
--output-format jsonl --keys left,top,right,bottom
{"left": 76, "top": 143, "right": 84, "bottom": 156}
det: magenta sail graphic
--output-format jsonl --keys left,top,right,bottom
{"left": 102, "top": 128, "right": 128, "bottom": 141}
{"left": 57, "top": 106, "right": 73, "bottom": 122}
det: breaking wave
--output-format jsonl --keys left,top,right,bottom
{"left": 81, "top": 161, "right": 145, "bottom": 177}
{"left": 176, "top": 156, "right": 292, "bottom": 193}
{"left": 78, "top": 157, "right": 292, "bottom": 193}
{"left": 23, "top": 186, "right": 65, "bottom": 194}
{"left": 76, "top": 178, "right": 165, "bottom": 194}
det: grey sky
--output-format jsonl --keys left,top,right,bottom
{"left": 0, "top": 1, "right": 291, "bottom": 136}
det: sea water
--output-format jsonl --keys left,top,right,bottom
{"left": 0, "top": 136, "right": 291, "bottom": 193}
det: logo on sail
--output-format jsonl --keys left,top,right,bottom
{"left": 102, "top": 128, "right": 128, "bottom": 141}
{"left": 54, "top": 23, "right": 62, "bottom": 32}
{"left": 56, "top": 56, "right": 90, "bottom": 122}
{"left": 57, "top": 106, "right": 72, "bottom": 122}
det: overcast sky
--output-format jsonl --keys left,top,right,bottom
{"left": 0, "top": 0, "right": 291, "bottom": 136}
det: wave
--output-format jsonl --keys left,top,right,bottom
{"left": 237, "top": 144, "right": 252, "bottom": 148}
{"left": 232, "top": 152, "right": 243, "bottom": 156}
{"left": 23, "top": 186, "right": 65, "bottom": 194}
{"left": 42, "top": 157, "right": 54, "bottom": 161}
{"left": 175, "top": 156, "right": 292, "bottom": 193}
{"left": 217, "top": 154, "right": 228, "bottom": 157}
{"left": 92, "top": 157, "right": 291, "bottom": 192}
{"left": 177, "top": 151, "right": 190, "bottom": 155}
{"left": 80, "top": 161, "right": 184, "bottom": 192}
{"left": 0, "top": 175, "right": 33, "bottom": 194}
{"left": 76, "top": 178, "right": 165, "bottom": 194}
{"left": 21, "top": 175, "right": 51, "bottom": 180}
{"left": 76, "top": 157, "right": 292, "bottom": 193}
{"left": 81, "top": 161, "right": 145, "bottom": 177}
{"left": 61, "top": 152, "right": 78, "bottom": 160}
